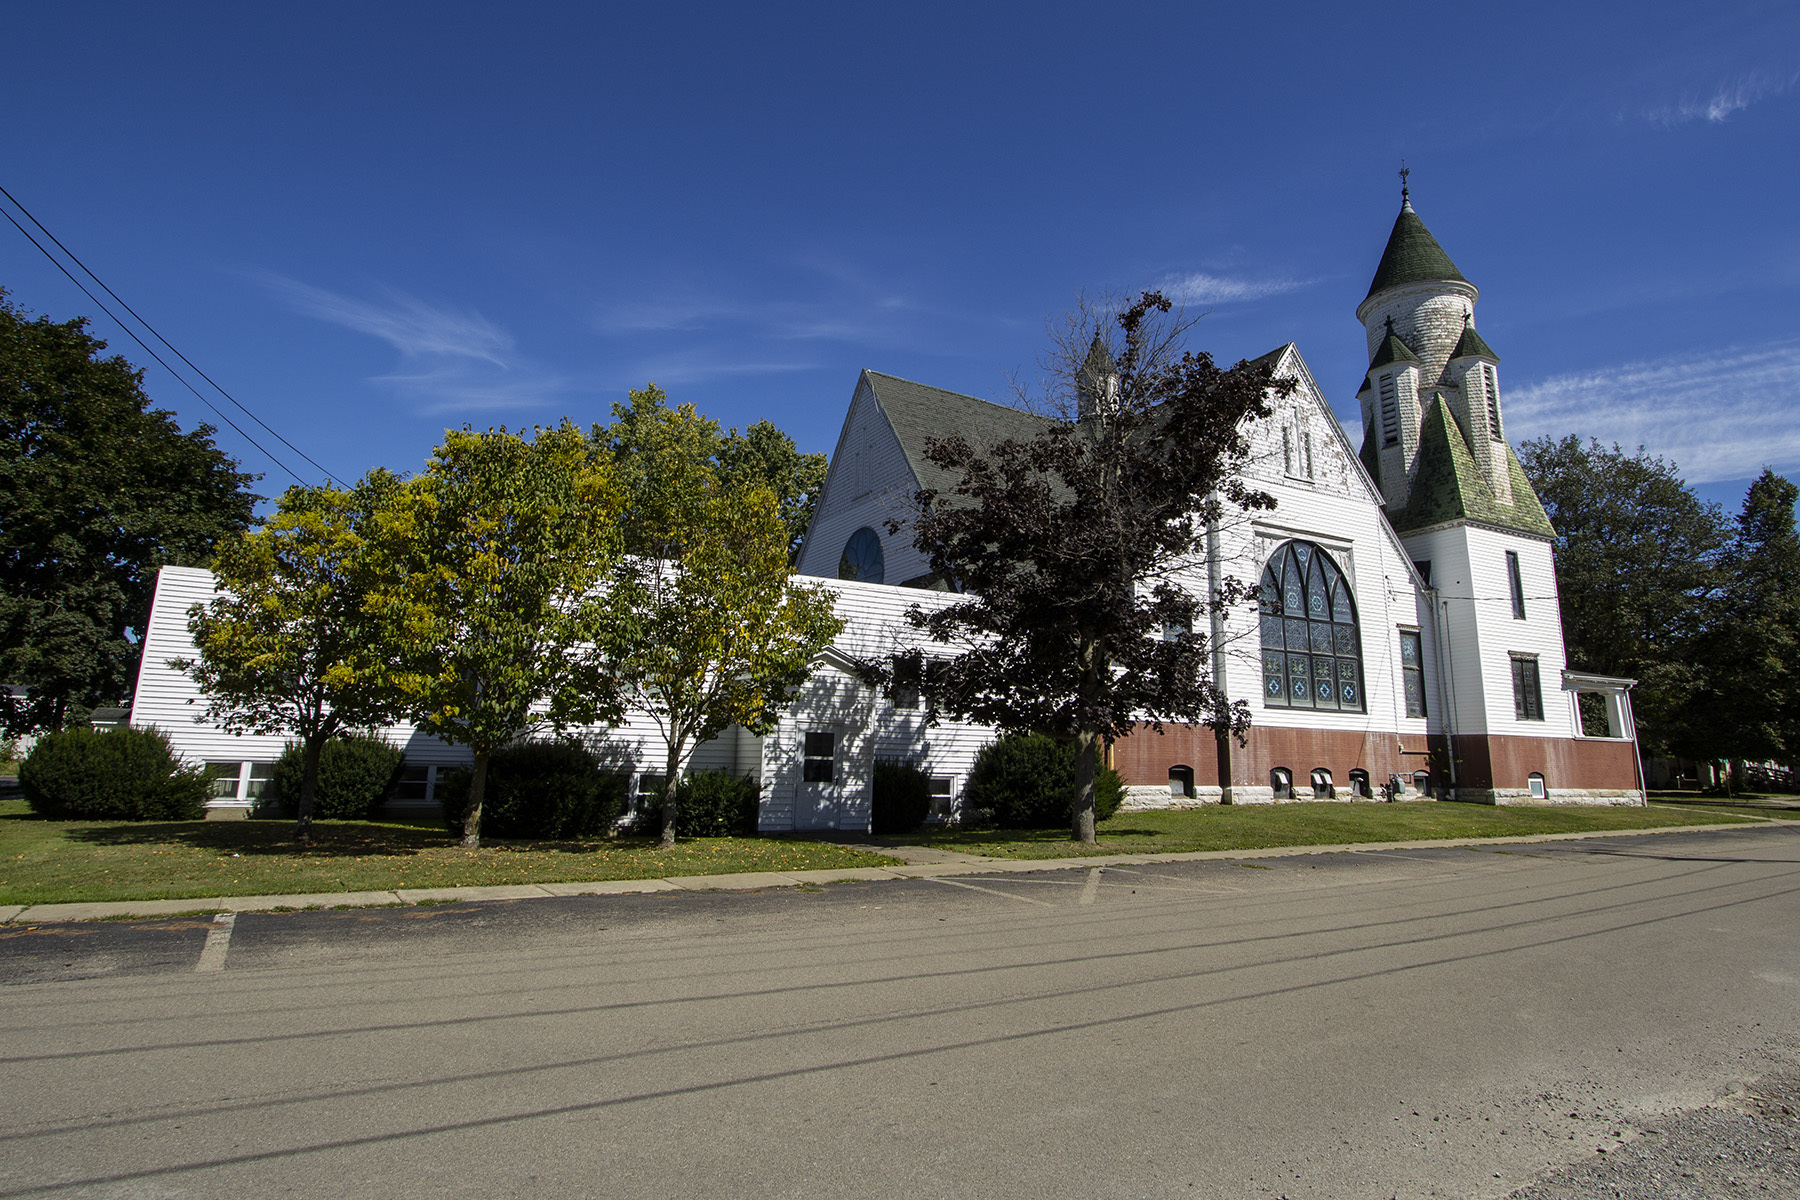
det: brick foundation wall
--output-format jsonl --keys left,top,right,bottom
{"left": 1452, "top": 734, "right": 1638, "bottom": 792}
{"left": 1113, "top": 724, "right": 1640, "bottom": 803}
{"left": 1113, "top": 722, "right": 1442, "bottom": 794}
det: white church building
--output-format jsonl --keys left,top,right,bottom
{"left": 129, "top": 192, "right": 1644, "bottom": 825}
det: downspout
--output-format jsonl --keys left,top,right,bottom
{"left": 1435, "top": 592, "right": 1460, "bottom": 795}
{"left": 1624, "top": 687, "right": 1647, "bottom": 805}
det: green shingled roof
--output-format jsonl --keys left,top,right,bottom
{"left": 1451, "top": 319, "right": 1499, "bottom": 362}
{"left": 1358, "top": 419, "right": 1383, "bottom": 492}
{"left": 1387, "top": 394, "right": 1554, "bottom": 538}
{"left": 1365, "top": 203, "right": 1468, "bottom": 300}
{"left": 1369, "top": 329, "right": 1421, "bottom": 370}
{"left": 862, "top": 371, "right": 1055, "bottom": 497}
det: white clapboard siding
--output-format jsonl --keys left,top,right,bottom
{"left": 131, "top": 566, "right": 1002, "bottom": 823}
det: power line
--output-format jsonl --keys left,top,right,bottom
{"left": 0, "top": 184, "right": 345, "bottom": 488}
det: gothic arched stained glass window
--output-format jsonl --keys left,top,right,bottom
{"left": 1259, "top": 540, "right": 1365, "bottom": 712}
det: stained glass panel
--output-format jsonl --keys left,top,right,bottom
{"left": 1259, "top": 541, "right": 1363, "bottom": 712}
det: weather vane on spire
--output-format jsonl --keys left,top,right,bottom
{"left": 1399, "top": 161, "right": 1410, "bottom": 203}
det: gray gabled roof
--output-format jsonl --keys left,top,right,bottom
{"left": 862, "top": 371, "right": 1055, "bottom": 497}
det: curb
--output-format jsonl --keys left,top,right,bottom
{"left": 1, "top": 819, "right": 1787, "bottom": 925}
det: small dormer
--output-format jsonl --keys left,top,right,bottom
{"left": 1360, "top": 317, "right": 1423, "bottom": 510}
{"left": 1445, "top": 313, "right": 1510, "bottom": 503}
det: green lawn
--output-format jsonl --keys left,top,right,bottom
{"left": 903, "top": 800, "right": 1761, "bottom": 859}
{"left": 0, "top": 798, "right": 898, "bottom": 906}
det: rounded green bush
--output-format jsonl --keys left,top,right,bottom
{"left": 629, "top": 771, "right": 761, "bottom": 838}
{"left": 270, "top": 733, "right": 404, "bottom": 820}
{"left": 437, "top": 741, "right": 627, "bottom": 840}
{"left": 19, "top": 726, "right": 209, "bottom": 821}
{"left": 962, "top": 733, "right": 1123, "bottom": 829}
{"left": 872, "top": 758, "right": 933, "bottom": 834}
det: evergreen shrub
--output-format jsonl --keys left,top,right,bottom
{"left": 269, "top": 734, "right": 404, "bottom": 819}
{"left": 961, "top": 732, "right": 1123, "bottom": 829}
{"left": 872, "top": 758, "right": 933, "bottom": 834}
{"left": 436, "top": 741, "right": 627, "bottom": 840}
{"left": 629, "top": 771, "right": 761, "bottom": 838}
{"left": 19, "top": 726, "right": 209, "bottom": 821}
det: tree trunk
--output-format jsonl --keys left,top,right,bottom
{"left": 660, "top": 743, "right": 683, "bottom": 850}
{"left": 462, "top": 749, "right": 490, "bottom": 848}
{"left": 1071, "top": 728, "right": 1098, "bottom": 844}
{"left": 1214, "top": 723, "right": 1235, "bottom": 805}
{"left": 295, "top": 732, "right": 326, "bottom": 846}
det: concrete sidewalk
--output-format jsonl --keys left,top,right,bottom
{"left": 2, "top": 817, "right": 1788, "bottom": 924}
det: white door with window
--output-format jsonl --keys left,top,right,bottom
{"left": 794, "top": 728, "right": 844, "bottom": 830}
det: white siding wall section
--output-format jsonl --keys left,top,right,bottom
{"left": 132, "top": 566, "right": 999, "bottom": 824}
{"left": 1398, "top": 526, "right": 1573, "bottom": 739}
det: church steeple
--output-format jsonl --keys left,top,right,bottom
{"left": 1076, "top": 332, "right": 1118, "bottom": 420}
{"left": 1364, "top": 195, "right": 1469, "bottom": 302}
{"left": 1354, "top": 182, "right": 1550, "bottom": 537}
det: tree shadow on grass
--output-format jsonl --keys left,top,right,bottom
{"left": 64, "top": 820, "right": 462, "bottom": 859}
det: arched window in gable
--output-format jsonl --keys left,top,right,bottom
{"left": 1259, "top": 540, "right": 1365, "bottom": 712}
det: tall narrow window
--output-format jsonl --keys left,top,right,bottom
{"left": 1303, "top": 431, "right": 1314, "bottom": 478}
{"left": 1258, "top": 540, "right": 1365, "bottom": 713}
{"left": 1511, "top": 656, "right": 1543, "bottom": 721}
{"left": 1399, "top": 629, "right": 1426, "bottom": 718}
{"left": 1282, "top": 427, "right": 1293, "bottom": 474}
{"left": 1484, "top": 365, "right": 1502, "bottom": 440}
{"left": 1506, "top": 550, "right": 1526, "bottom": 619}
{"left": 1379, "top": 374, "right": 1398, "bottom": 446}
{"left": 802, "top": 731, "right": 836, "bottom": 782}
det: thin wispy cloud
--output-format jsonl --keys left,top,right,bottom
{"left": 260, "top": 273, "right": 565, "bottom": 414}
{"left": 621, "top": 356, "right": 816, "bottom": 388}
{"left": 259, "top": 274, "right": 513, "bottom": 364}
{"left": 1503, "top": 339, "right": 1800, "bottom": 483}
{"left": 1160, "top": 272, "right": 1312, "bottom": 306}
{"left": 1644, "top": 67, "right": 1799, "bottom": 126}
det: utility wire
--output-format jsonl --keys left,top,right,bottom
{"left": 0, "top": 184, "right": 345, "bottom": 488}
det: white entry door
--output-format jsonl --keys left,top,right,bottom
{"left": 794, "top": 729, "right": 843, "bottom": 830}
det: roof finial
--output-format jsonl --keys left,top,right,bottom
{"left": 1384, "top": 314, "right": 1396, "bottom": 336}
{"left": 1399, "top": 161, "right": 1411, "bottom": 209}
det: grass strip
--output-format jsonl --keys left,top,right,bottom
{"left": 0, "top": 798, "right": 897, "bottom": 906}
{"left": 902, "top": 800, "right": 1760, "bottom": 859}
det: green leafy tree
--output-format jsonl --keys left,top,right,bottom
{"left": 600, "top": 389, "right": 843, "bottom": 849}
{"left": 717, "top": 419, "right": 829, "bottom": 558}
{"left": 887, "top": 292, "right": 1281, "bottom": 844}
{"left": 1516, "top": 436, "right": 1730, "bottom": 756}
{"left": 600, "top": 384, "right": 826, "bottom": 559}
{"left": 1696, "top": 470, "right": 1800, "bottom": 775}
{"left": 0, "top": 290, "right": 257, "bottom": 733}
{"left": 182, "top": 475, "right": 405, "bottom": 842}
{"left": 372, "top": 423, "right": 624, "bottom": 847}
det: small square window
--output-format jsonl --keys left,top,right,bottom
{"left": 393, "top": 764, "right": 433, "bottom": 802}
{"left": 204, "top": 762, "right": 242, "bottom": 801}
{"left": 245, "top": 762, "right": 278, "bottom": 800}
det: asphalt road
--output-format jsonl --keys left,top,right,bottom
{"left": 3, "top": 826, "right": 1800, "bottom": 1199}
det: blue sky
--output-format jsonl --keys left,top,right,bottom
{"left": 5, "top": 1, "right": 1797, "bottom": 514}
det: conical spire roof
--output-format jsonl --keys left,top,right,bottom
{"left": 1369, "top": 317, "right": 1421, "bottom": 370}
{"left": 1451, "top": 314, "right": 1499, "bottom": 361}
{"left": 1365, "top": 199, "right": 1467, "bottom": 300}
